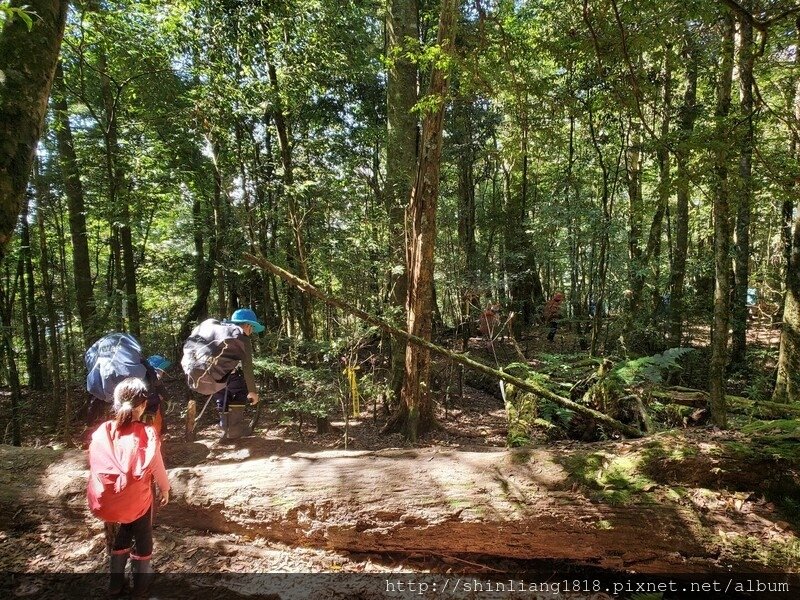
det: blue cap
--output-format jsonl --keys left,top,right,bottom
{"left": 147, "top": 355, "right": 172, "bottom": 371}
{"left": 230, "top": 308, "right": 265, "bottom": 333}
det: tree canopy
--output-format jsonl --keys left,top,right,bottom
{"left": 0, "top": 0, "right": 799, "bottom": 444}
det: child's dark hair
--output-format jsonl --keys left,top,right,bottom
{"left": 113, "top": 377, "right": 149, "bottom": 431}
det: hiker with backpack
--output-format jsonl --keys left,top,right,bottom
{"left": 142, "top": 355, "right": 171, "bottom": 435}
{"left": 182, "top": 308, "right": 264, "bottom": 439}
{"left": 85, "top": 333, "right": 170, "bottom": 437}
{"left": 87, "top": 377, "right": 170, "bottom": 597}
{"left": 544, "top": 292, "right": 565, "bottom": 342}
{"left": 85, "top": 333, "right": 144, "bottom": 428}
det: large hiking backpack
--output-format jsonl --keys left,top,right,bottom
{"left": 85, "top": 333, "right": 148, "bottom": 403}
{"left": 87, "top": 420, "right": 158, "bottom": 523}
{"left": 181, "top": 319, "right": 247, "bottom": 395}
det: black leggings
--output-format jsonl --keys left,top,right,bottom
{"left": 547, "top": 319, "right": 559, "bottom": 341}
{"left": 112, "top": 506, "right": 153, "bottom": 559}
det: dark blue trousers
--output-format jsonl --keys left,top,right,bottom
{"left": 213, "top": 370, "right": 248, "bottom": 412}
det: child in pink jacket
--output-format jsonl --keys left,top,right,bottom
{"left": 87, "top": 377, "right": 170, "bottom": 596}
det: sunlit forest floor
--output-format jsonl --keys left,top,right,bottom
{"left": 0, "top": 319, "right": 797, "bottom": 598}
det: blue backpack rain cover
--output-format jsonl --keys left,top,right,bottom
{"left": 85, "top": 333, "right": 148, "bottom": 403}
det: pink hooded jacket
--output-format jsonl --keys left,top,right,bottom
{"left": 87, "top": 420, "right": 169, "bottom": 523}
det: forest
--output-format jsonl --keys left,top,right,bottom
{"left": 0, "top": 0, "right": 799, "bottom": 597}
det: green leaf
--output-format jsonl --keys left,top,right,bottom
{"left": 18, "top": 8, "right": 33, "bottom": 31}
{"left": 614, "top": 348, "right": 695, "bottom": 385}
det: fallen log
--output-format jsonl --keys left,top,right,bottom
{"left": 3, "top": 433, "right": 797, "bottom": 573}
{"left": 243, "top": 252, "right": 643, "bottom": 439}
{"left": 651, "top": 388, "right": 800, "bottom": 419}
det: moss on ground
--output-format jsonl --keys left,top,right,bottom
{"left": 726, "top": 420, "right": 800, "bottom": 462}
{"left": 562, "top": 452, "right": 656, "bottom": 505}
{"left": 716, "top": 532, "right": 800, "bottom": 570}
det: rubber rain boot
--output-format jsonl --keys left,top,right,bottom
{"left": 226, "top": 405, "right": 251, "bottom": 439}
{"left": 131, "top": 555, "right": 154, "bottom": 598}
{"left": 108, "top": 550, "right": 129, "bottom": 596}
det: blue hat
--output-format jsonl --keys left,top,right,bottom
{"left": 230, "top": 308, "right": 265, "bottom": 333}
{"left": 147, "top": 355, "right": 172, "bottom": 371}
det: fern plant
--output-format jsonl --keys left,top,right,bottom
{"left": 613, "top": 347, "right": 694, "bottom": 386}
{"left": 501, "top": 363, "right": 573, "bottom": 437}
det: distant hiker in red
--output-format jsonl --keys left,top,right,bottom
{"left": 87, "top": 378, "right": 170, "bottom": 597}
{"left": 478, "top": 303, "right": 501, "bottom": 339}
{"left": 544, "top": 292, "right": 565, "bottom": 342}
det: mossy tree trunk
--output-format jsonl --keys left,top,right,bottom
{"left": 731, "top": 6, "right": 754, "bottom": 369}
{"left": 709, "top": 12, "right": 735, "bottom": 428}
{"left": 385, "top": 0, "right": 457, "bottom": 441}
{"left": 774, "top": 19, "right": 800, "bottom": 405}
{"left": 385, "top": 0, "right": 419, "bottom": 408}
{"left": 774, "top": 200, "right": 800, "bottom": 404}
{"left": 0, "top": 0, "right": 69, "bottom": 263}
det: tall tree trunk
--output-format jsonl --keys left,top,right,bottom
{"left": 731, "top": 8, "right": 754, "bottom": 368}
{"left": 385, "top": 0, "right": 419, "bottom": 407}
{"left": 774, "top": 203, "right": 800, "bottom": 403}
{"left": 53, "top": 62, "right": 98, "bottom": 346}
{"left": 454, "top": 88, "right": 476, "bottom": 348}
{"left": 109, "top": 228, "right": 124, "bottom": 331}
{"left": 0, "top": 308, "right": 22, "bottom": 446}
{"left": 0, "top": 258, "right": 22, "bottom": 445}
{"left": 709, "top": 13, "right": 735, "bottom": 428}
{"left": 455, "top": 99, "right": 476, "bottom": 280}
{"left": 782, "top": 35, "right": 797, "bottom": 315}
{"left": 649, "top": 52, "right": 672, "bottom": 321}
{"left": 99, "top": 50, "right": 140, "bottom": 338}
{"left": 669, "top": 36, "right": 699, "bottom": 344}
{"left": 18, "top": 195, "right": 43, "bottom": 388}
{"left": 266, "top": 59, "right": 314, "bottom": 340}
{"left": 566, "top": 111, "right": 581, "bottom": 331}
{"left": 250, "top": 121, "right": 280, "bottom": 329}
{"left": 33, "top": 165, "right": 63, "bottom": 431}
{"left": 625, "top": 122, "right": 644, "bottom": 325}
{"left": 16, "top": 238, "right": 33, "bottom": 381}
{"left": 176, "top": 160, "right": 220, "bottom": 350}
{"left": 385, "top": 0, "right": 456, "bottom": 441}
{"left": 53, "top": 191, "right": 75, "bottom": 430}
{"left": 506, "top": 133, "right": 544, "bottom": 333}
{"left": 192, "top": 195, "right": 207, "bottom": 318}
{"left": 234, "top": 121, "right": 257, "bottom": 253}
{"left": 212, "top": 141, "right": 226, "bottom": 318}
{"left": 773, "top": 19, "right": 800, "bottom": 404}
{"left": 118, "top": 154, "right": 141, "bottom": 338}
{"left": 587, "top": 104, "right": 612, "bottom": 357}
{"left": 0, "top": 0, "right": 68, "bottom": 263}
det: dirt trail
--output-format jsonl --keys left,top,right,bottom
{"left": 1, "top": 371, "right": 798, "bottom": 599}
{"left": 0, "top": 383, "right": 513, "bottom": 578}
{"left": 3, "top": 426, "right": 797, "bottom": 576}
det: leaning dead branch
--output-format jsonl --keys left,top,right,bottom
{"left": 244, "top": 252, "right": 644, "bottom": 438}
